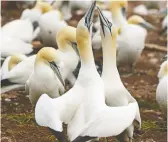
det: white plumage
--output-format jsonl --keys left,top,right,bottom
{"left": 38, "top": 10, "right": 67, "bottom": 47}
{"left": 1, "top": 35, "right": 33, "bottom": 58}
{"left": 156, "top": 60, "right": 168, "bottom": 116}
{"left": 1, "top": 19, "right": 36, "bottom": 43}
{"left": 26, "top": 47, "right": 65, "bottom": 105}
{"left": 2, "top": 55, "right": 35, "bottom": 84}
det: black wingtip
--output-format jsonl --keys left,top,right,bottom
{"left": 49, "top": 128, "right": 67, "bottom": 142}
{"left": 72, "top": 136, "right": 96, "bottom": 142}
{"left": 1, "top": 79, "right": 17, "bottom": 87}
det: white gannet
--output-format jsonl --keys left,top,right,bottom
{"left": 1, "top": 19, "right": 37, "bottom": 43}
{"left": 97, "top": 8, "right": 141, "bottom": 142}
{"left": 67, "top": 5, "right": 139, "bottom": 142}
{"left": 56, "top": 26, "right": 79, "bottom": 85}
{"left": 1, "top": 54, "right": 35, "bottom": 85}
{"left": 38, "top": 9, "right": 67, "bottom": 47}
{"left": 20, "top": 1, "right": 52, "bottom": 29}
{"left": 26, "top": 47, "right": 65, "bottom": 105}
{"left": 35, "top": 3, "right": 97, "bottom": 142}
{"left": 156, "top": 59, "right": 168, "bottom": 116}
{"left": 1, "top": 54, "right": 27, "bottom": 79}
{"left": 1, "top": 35, "right": 34, "bottom": 58}
{"left": 108, "top": 1, "right": 156, "bottom": 73}
{"left": 161, "top": 15, "right": 167, "bottom": 35}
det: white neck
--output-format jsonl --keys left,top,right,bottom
{"left": 102, "top": 36, "right": 121, "bottom": 82}
{"left": 112, "top": 11, "right": 127, "bottom": 28}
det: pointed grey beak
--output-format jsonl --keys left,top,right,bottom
{"left": 97, "top": 6, "right": 113, "bottom": 36}
{"left": 140, "top": 22, "right": 157, "bottom": 31}
{"left": 49, "top": 61, "right": 65, "bottom": 87}
{"left": 84, "top": 1, "right": 96, "bottom": 30}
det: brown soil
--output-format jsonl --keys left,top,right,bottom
{"left": 1, "top": 1, "right": 167, "bottom": 142}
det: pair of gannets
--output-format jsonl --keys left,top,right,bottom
{"left": 26, "top": 26, "right": 79, "bottom": 105}
{"left": 35, "top": 2, "right": 140, "bottom": 142}
{"left": 156, "top": 59, "right": 168, "bottom": 116}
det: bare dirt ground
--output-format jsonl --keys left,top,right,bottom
{"left": 1, "top": 1, "right": 167, "bottom": 142}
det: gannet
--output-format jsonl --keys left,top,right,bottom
{"left": 1, "top": 19, "right": 38, "bottom": 43}
{"left": 108, "top": 0, "right": 156, "bottom": 73}
{"left": 38, "top": 9, "right": 67, "bottom": 47}
{"left": 156, "top": 59, "right": 168, "bottom": 116}
{"left": 20, "top": 1, "right": 52, "bottom": 29}
{"left": 1, "top": 54, "right": 27, "bottom": 79}
{"left": 1, "top": 54, "right": 35, "bottom": 85}
{"left": 97, "top": 8, "right": 141, "bottom": 142}
{"left": 161, "top": 15, "right": 167, "bottom": 35}
{"left": 56, "top": 26, "right": 79, "bottom": 85}
{"left": 1, "top": 35, "right": 34, "bottom": 58}
{"left": 67, "top": 5, "right": 139, "bottom": 142}
{"left": 35, "top": 2, "right": 97, "bottom": 142}
{"left": 26, "top": 47, "right": 65, "bottom": 105}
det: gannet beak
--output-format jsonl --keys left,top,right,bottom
{"left": 49, "top": 61, "right": 65, "bottom": 87}
{"left": 71, "top": 42, "right": 79, "bottom": 56}
{"left": 140, "top": 22, "right": 157, "bottom": 31}
{"left": 97, "top": 6, "right": 112, "bottom": 36}
{"left": 84, "top": 1, "right": 96, "bottom": 30}
{"left": 162, "top": 55, "right": 167, "bottom": 61}
{"left": 122, "top": 7, "right": 126, "bottom": 18}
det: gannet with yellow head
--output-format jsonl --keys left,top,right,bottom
{"left": 56, "top": 26, "right": 79, "bottom": 85}
{"left": 26, "top": 47, "right": 65, "bottom": 105}
{"left": 97, "top": 7, "right": 141, "bottom": 142}
{"left": 156, "top": 58, "right": 168, "bottom": 116}
{"left": 1, "top": 54, "right": 27, "bottom": 79}
{"left": 1, "top": 54, "right": 35, "bottom": 85}
{"left": 107, "top": 0, "right": 156, "bottom": 73}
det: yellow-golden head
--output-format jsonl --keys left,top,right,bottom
{"left": 36, "top": 47, "right": 64, "bottom": 86}
{"left": 34, "top": 2, "right": 52, "bottom": 13}
{"left": 128, "top": 15, "right": 157, "bottom": 30}
{"left": 76, "top": 1, "right": 96, "bottom": 49}
{"left": 108, "top": 0, "right": 128, "bottom": 17}
{"left": 56, "top": 26, "right": 76, "bottom": 51}
{"left": 158, "top": 60, "right": 168, "bottom": 80}
{"left": 8, "top": 54, "right": 27, "bottom": 71}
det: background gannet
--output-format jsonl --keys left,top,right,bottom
{"left": 1, "top": 19, "right": 37, "bottom": 43}
{"left": 108, "top": 0, "right": 156, "bottom": 73}
{"left": 1, "top": 54, "right": 27, "bottom": 79}
{"left": 68, "top": 5, "right": 139, "bottom": 142}
{"left": 38, "top": 9, "right": 67, "bottom": 47}
{"left": 1, "top": 54, "right": 35, "bottom": 85}
{"left": 156, "top": 60, "right": 168, "bottom": 116}
{"left": 35, "top": 3, "right": 97, "bottom": 142}
{"left": 97, "top": 7, "right": 141, "bottom": 142}
{"left": 26, "top": 47, "right": 65, "bottom": 105}
{"left": 56, "top": 26, "right": 79, "bottom": 85}
{"left": 1, "top": 35, "right": 34, "bottom": 58}
{"left": 20, "top": 1, "right": 52, "bottom": 28}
